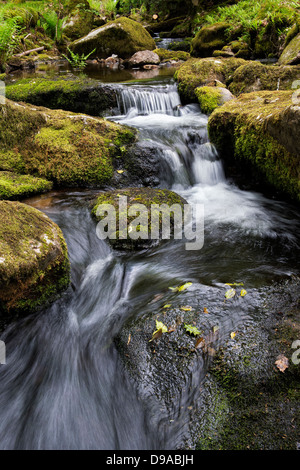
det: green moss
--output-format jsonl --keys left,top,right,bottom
{"left": 278, "top": 32, "right": 300, "bottom": 65}
{"left": 191, "top": 22, "right": 230, "bottom": 58}
{"left": 195, "top": 86, "right": 222, "bottom": 114}
{"left": 70, "top": 17, "right": 156, "bottom": 59}
{"left": 91, "top": 187, "right": 187, "bottom": 250}
{"left": 0, "top": 200, "right": 70, "bottom": 315}
{"left": 208, "top": 90, "right": 300, "bottom": 202}
{"left": 0, "top": 99, "right": 136, "bottom": 187}
{"left": 174, "top": 57, "right": 246, "bottom": 103}
{"left": 153, "top": 48, "right": 190, "bottom": 62}
{"left": 6, "top": 77, "right": 118, "bottom": 117}
{"left": 229, "top": 61, "right": 300, "bottom": 95}
{"left": 0, "top": 171, "right": 52, "bottom": 200}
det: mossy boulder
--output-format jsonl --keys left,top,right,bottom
{"left": 5, "top": 77, "right": 118, "bottom": 117}
{"left": 62, "top": 11, "right": 95, "bottom": 40}
{"left": 0, "top": 171, "right": 52, "bottom": 200}
{"left": 0, "top": 200, "right": 70, "bottom": 317}
{"left": 91, "top": 187, "right": 187, "bottom": 250}
{"left": 174, "top": 57, "right": 247, "bottom": 103}
{"left": 153, "top": 48, "right": 190, "bottom": 63}
{"left": 229, "top": 61, "right": 300, "bottom": 96}
{"left": 195, "top": 86, "right": 234, "bottom": 114}
{"left": 70, "top": 17, "right": 156, "bottom": 60}
{"left": 0, "top": 99, "right": 136, "bottom": 187}
{"left": 191, "top": 22, "right": 230, "bottom": 58}
{"left": 208, "top": 90, "right": 300, "bottom": 202}
{"left": 278, "top": 32, "right": 300, "bottom": 65}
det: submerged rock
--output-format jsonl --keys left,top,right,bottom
{"left": 0, "top": 200, "right": 70, "bottom": 318}
{"left": 70, "top": 17, "right": 155, "bottom": 59}
{"left": 91, "top": 187, "right": 187, "bottom": 250}
{"left": 208, "top": 90, "right": 300, "bottom": 202}
{"left": 115, "top": 276, "right": 300, "bottom": 449}
{"left": 0, "top": 98, "right": 136, "bottom": 187}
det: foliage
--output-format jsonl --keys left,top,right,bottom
{"left": 184, "top": 324, "right": 202, "bottom": 336}
{"left": 0, "top": 13, "right": 22, "bottom": 66}
{"left": 62, "top": 46, "right": 95, "bottom": 71}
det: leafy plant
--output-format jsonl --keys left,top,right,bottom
{"left": 0, "top": 14, "right": 22, "bottom": 66}
{"left": 62, "top": 46, "right": 96, "bottom": 71}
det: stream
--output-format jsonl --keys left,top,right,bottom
{"left": 0, "top": 74, "right": 299, "bottom": 450}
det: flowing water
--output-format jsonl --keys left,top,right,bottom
{"left": 0, "top": 78, "right": 299, "bottom": 449}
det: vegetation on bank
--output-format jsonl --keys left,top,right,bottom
{"left": 0, "top": 0, "right": 300, "bottom": 71}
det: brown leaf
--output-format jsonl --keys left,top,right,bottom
{"left": 168, "top": 326, "right": 176, "bottom": 333}
{"left": 275, "top": 355, "right": 289, "bottom": 372}
{"left": 195, "top": 337, "right": 206, "bottom": 349}
{"left": 127, "top": 333, "right": 131, "bottom": 345}
{"left": 149, "top": 328, "right": 163, "bottom": 342}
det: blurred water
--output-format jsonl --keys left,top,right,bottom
{"left": 0, "top": 79, "right": 299, "bottom": 449}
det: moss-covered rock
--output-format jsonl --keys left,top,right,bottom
{"left": 91, "top": 187, "right": 187, "bottom": 250}
{"left": 174, "top": 57, "right": 247, "bottom": 103}
{"left": 70, "top": 17, "right": 156, "bottom": 59}
{"left": 0, "top": 171, "right": 52, "bottom": 200}
{"left": 153, "top": 48, "right": 190, "bottom": 62}
{"left": 0, "top": 200, "right": 70, "bottom": 317}
{"left": 5, "top": 77, "right": 118, "bottom": 117}
{"left": 62, "top": 10, "right": 95, "bottom": 40}
{"left": 191, "top": 22, "right": 230, "bottom": 58}
{"left": 208, "top": 90, "right": 300, "bottom": 202}
{"left": 278, "top": 32, "right": 300, "bottom": 65}
{"left": 0, "top": 99, "right": 136, "bottom": 187}
{"left": 195, "top": 85, "right": 234, "bottom": 114}
{"left": 229, "top": 61, "right": 300, "bottom": 96}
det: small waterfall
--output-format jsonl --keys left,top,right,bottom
{"left": 113, "top": 83, "right": 225, "bottom": 188}
{"left": 116, "top": 84, "right": 181, "bottom": 116}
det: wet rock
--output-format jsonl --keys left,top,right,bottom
{"left": 128, "top": 50, "right": 160, "bottom": 68}
{"left": 114, "top": 276, "right": 300, "bottom": 449}
{"left": 5, "top": 77, "right": 119, "bottom": 116}
{"left": 0, "top": 200, "right": 70, "bottom": 318}
{"left": 208, "top": 90, "right": 300, "bottom": 202}
{"left": 70, "top": 17, "right": 155, "bottom": 60}
{"left": 91, "top": 187, "right": 187, "bottom": 250}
